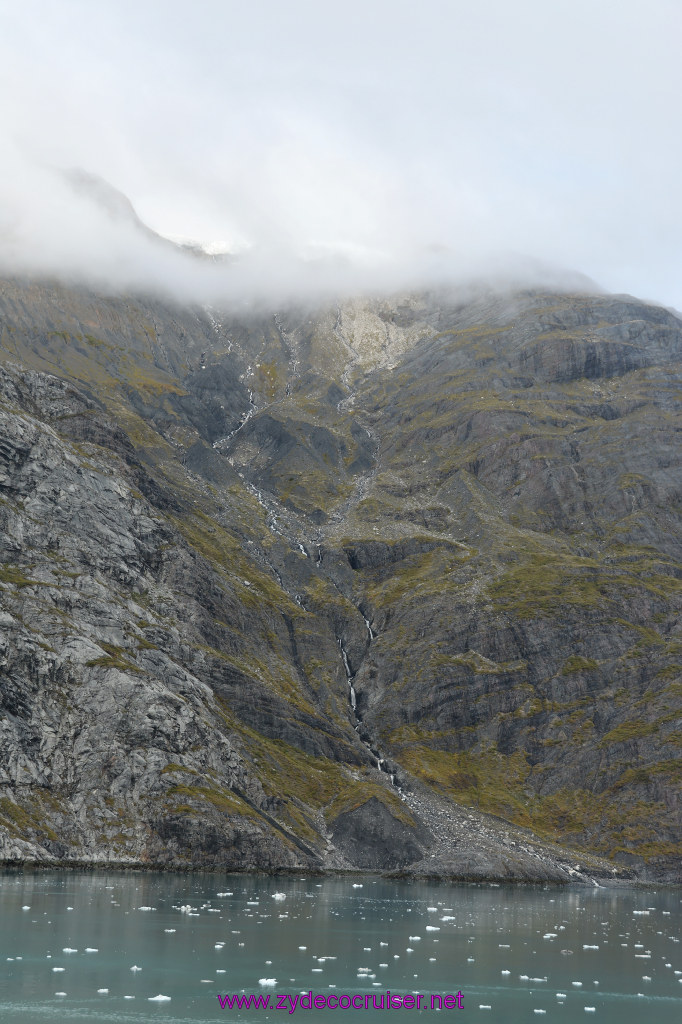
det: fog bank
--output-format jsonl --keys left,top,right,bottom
{"left": 1, "top": 1, "right": 680, "bottom": 308}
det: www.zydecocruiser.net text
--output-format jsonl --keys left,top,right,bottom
{"left": 217, "top": 991, "right": 464, "bottom": 1012}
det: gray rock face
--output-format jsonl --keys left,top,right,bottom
{"left": 0, "top": 277, "right": 680, "bottom": 882}
{"left": 329, "top": 797, "right": 431, "bottom": 869}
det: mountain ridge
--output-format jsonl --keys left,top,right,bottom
{"left": 0, "top": 274, "right": 680, "bottom": 882}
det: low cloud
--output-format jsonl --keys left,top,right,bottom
{"left": 1, "top": 1, "right": 680, "bottom": 309}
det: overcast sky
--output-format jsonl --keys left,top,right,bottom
{"left": 1, "top": 0, "right": 681, "bottom": 308}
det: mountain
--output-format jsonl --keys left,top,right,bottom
{"left": 0, "top": 274, "right": 680, "bottom": 882}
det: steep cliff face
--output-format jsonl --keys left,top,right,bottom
{"left": 0, "top": 277, "right": 680, "bottom": 881}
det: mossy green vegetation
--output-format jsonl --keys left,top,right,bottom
{"left": 164, "top": 782, "right": 258, "bottom": 818}
{"left": 395, "top": 739, "right": 533, "bottom": 824}
{"left": 561, "top": 655, "right": 599, "bottom": 674}
{"left": 0, "top": 796, "right": 59, "bottom": 841}
{"left": 85, "top": 642, "right": 140, "bottom": 672}
{"left": 488, "top": 550, "right": 604, "bottom": 618}
{"left": 170, "top": 509, "right": 299, "bottom": 613}
{"left": 0, "top": 565, "right": 48, "bottom": 589}
{"left": 215, "top": 708, "right": 412, "bottom": 841}
{"left": 394, "top": 733, "right": 682, "bottom": 861}
{"left": 160, "top": 762, "right": 198, "bottom": 776}
{"left": 599, "top": 720, "right": 659, "bottom": 746}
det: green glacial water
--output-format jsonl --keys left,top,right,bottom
{"left": 0, "top": 871, "right": 680, "bottom": 1022}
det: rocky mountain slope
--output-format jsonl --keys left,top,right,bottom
{"left": 0, "top": 276, "right": 680, "bottom": 882}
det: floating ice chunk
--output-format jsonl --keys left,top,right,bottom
{"left": 85, "top": 948, "right": 98, "bottom": 953}
{"left": 583, "top": 945, "right": 599, "bottom": 950}
{"left": 556, "top": 994, "right": 567, "bottom": 999}
{"left": 164, "top": 930, "right": 176, "bottom": 934}
{"left": 124, "top": 996, "right": 135, "bottom": 1000}
{"left": 409, "top": 936, "right": 421, "bottom": 941}
{"left": 426, "top": 926, "right": 440, "bottom": 931}
{"left": 298, "top": 946, "right": 307, "bottom": 950}
{"left": 543, "top": 934, "right": 557, "bottom": 939}
{"left": 21, "top": 906, "right": 30, "bottom": 910}
{"left": 138, "top": 907, "right": 154, "bottom": 911}
{"left": 63, "top": 948, "right": 78, "bottom": 953}
{"left": 427, "top": 907, "right": 437, "bottom": 912}
{"left": 130, "top": 965, "right": 142, "bottom": 972}
{"left": 55, "top": 992, "right": 66, "bottom": 996}
{"left": 259, "top": 978, "right": 276, "bottom": 986}
{"left": 148, "top": 994, "right": 171, "bottom": 1002}
{"left": 272, "top": 893, "right": 286, "bottom": 901}
{"left": 533, "top": 1012, "right": 546, "bottom": 1016}
{"left": 571, "top": 981, "right": 582, "bottom": 987}
{"left": 352, "top": 884, "right": 363, "bottom": 889}
{"left": 585, "top": 1009, "right": 595, "bottom": 1013}
{"left": 406, "top": 947, "right": 414, "bottom": 952}
{"left": 501, "top": 970, "right": 510, "bottom": 975}
{"left": 97, "top": 988, "right": 109, "bottom": 993}
{"left": 216, "top": 892, "right": 233, "bottom": 897}
{"left": 480, "top": 1006, "right": 491, "bottom": 1010}
{"left": 52, "top": 968, "right": 65, "bottom": 973}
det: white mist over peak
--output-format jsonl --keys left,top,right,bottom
{"left": 0, "top": 1, "right": 680, "bottom": 308}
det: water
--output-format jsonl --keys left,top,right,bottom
{"left": 0, "top": 871, "right": 680, "bottom": 1022}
